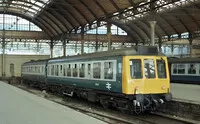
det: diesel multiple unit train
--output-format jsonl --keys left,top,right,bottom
{"left": 168, "top": 57, "right": 200, "bottom": 84}
{"left": 21, "top": 46, "right": 172, "bottom": 113}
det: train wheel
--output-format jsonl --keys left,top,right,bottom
{"left": 100, "top": 99, "right": 111, "bottom": 109}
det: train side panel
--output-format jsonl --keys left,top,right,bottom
{"left": 21, "top": 60, "right": 47, "bottom": 84}
{"left": 46, "top": 56, "right": 123, "bottom": 93}
{"left": 169, "top": 58, "right": 200, "bottom": 84}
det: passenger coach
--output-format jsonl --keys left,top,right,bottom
{"left": 168, "top": 57, "right": 200, "bottom": 84}
{"left": 21, "top": 59, "right": 47, "bottom": 87}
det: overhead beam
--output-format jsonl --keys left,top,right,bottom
{"left": 78, "top": 0, "right": 98, "bottom": 19}
{"left": 64, "top": 0, "right": 90, "bottom": 25}
{"left": 0, "top": 30, "right": 133, "bottom": 43}
{"left": 0, "top": 30, "right": 49, "bottom": 39}
{"left": 109, "top": 0, "right": 121, "bottom": 11}
{"left": 95, "top": 0, "right": 108, "bottom": 16}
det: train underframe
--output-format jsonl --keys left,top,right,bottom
{"left": 21, "top": 79, "right": 172, "bottom": 114}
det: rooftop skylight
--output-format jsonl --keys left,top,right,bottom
{"left": 0, "top": 0, "right": 51, "bottom": 17}
{"left": 112, "top": 0, "right": 190, "bottom": 22}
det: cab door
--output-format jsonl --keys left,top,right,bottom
{"left": 122, "top": 56, "right": 144, "bottom": 94}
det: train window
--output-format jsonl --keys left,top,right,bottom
{"left": 55, "top": 65, "right": 57, "bottom": 76}
{"left": 88, "top": 64, "right": 91, "bottom": 78}
{"left": 188, "top": 64, "right": 196, "bottom": 74}
{"left": 93, "top": 62, "right": 101, "bottom": 79}
{"left": 73, "top": 64, "right": 78, "bottom": 77}
{"left": 55, "top": 65, "right": 59, "bottom": 76}
{"left": 79, "top": 63, "right": 85, "bottom": 78}
{"left": 118, "top": 63, "right": 122, "bottom": 74}
{"left": 157, "top": 60, "right": 166, "bottom": 78}
{"left": 144, "top": 59, "right": 155, "bottom": 78}
{"left": 42, "top": 66, "right": 44, "bottom": 74}
{"left": 36, "top": 66, "right": 38, "bottom": 73}
{"left": 35, "top": 66, "right": 36, "bottom": 73}
{"left": 63, "top": 65, "right": 66, "bottom": 76}
{"left": 104, "top": 62, "right": 113, "bottom": 79}
{"left": 177, "top": 64, "right": 185, "bottom": 74}
{"left": 37, "top": 66, "right": 39, "bottom": 73}
{"left": 173, "top": 64, "right": 178, "bottom": 74}
{"left": 51, "top": 65, "right": 54, "bottom": 76}
{"left": 60, "top": 65, "right": 63, "bottom": 76}
{"left": 67, "top": 64, "right": 71, "bottom": 77}
{"left": 130, "top": 59, "right": 142, "bottom": 79}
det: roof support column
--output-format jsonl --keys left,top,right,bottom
{"left": 158, "top": 37, "right": 162, "bottom": 52}
{"left": 121, "top": 42, "right": 125, "bottom": 48}
{"left": 107, "top": 23, "right": 112, "bottom": 50}
{"left": 1, "top": 14, "right": 6, "bottom": 77}
{"left": 36, "top": 40, "right": 40, "bottom": 53}
{"left": 62, "top": 39, "right": 67, "bottom": 57}
{"left": 75, "top": 41, "right": 78, "bottom": 54}
{"left": 164, "top": 45, "right": 166, "bottom": 53}
{"left": 1, "top": 38, "right": 6, "bottom": 77}
{"left": 171, "top": 44, "right": 174, "bottom": 57}
{"left": 81, "top": 26, "right": 84, "bottom": 54}
{"left": 149, "top": 21, "right": 156, "bottom": 46}
{"left": 188, "top": 33, "right": 193, "bottom": 57}
{"left": 50, "top": 40, "right": 54, "bottom": 58}
{"left": 142, "top": 40, "right": 145, "bottom": 46}
{"left": 95, "top": 25, "right": 99, "bottom": 52}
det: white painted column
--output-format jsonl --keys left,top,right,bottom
{"left": 149, "top": 21, "right": 156, "bottom": 46}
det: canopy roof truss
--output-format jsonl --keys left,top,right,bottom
{"left": 0, "top": 0, "right": 200, "bottom": 44}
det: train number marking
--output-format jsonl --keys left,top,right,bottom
{"left": 106, "top": 82, "right": 111, "bottom": 90}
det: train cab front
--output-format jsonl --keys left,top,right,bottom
{"left": 122, "top": 55, "right": 172, "bottom": 112}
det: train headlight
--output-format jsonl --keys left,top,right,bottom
{"left": 162, "top": 85, "right": 166, "bottom": 90}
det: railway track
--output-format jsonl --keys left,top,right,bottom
{"left": 15, "top": 84, "right": 197, "bottom": 124}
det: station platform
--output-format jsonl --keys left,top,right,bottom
{"left": 0, "top": 81, "right": 106, "bottom": 124}
{"left": 170, "top": 83, "right": 200, "bottom": 104}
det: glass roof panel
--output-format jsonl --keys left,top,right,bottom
{"left": 0, "top": 14, "right": 42, "bottom": 31}
{"left": 8, "top": 0, "right": 51, "bottom": 17}
{"left": 32, "top": 6, "right": 40, "bottom": 10}
{"left": 35, "top": 2, "right": 44, "bottom": 7}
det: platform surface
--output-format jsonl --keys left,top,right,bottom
{"left": 0, "top": 81, "right": 106, "bottom": 124}
{"left": 171, "top": 83, "right": 200, "bottom": 104}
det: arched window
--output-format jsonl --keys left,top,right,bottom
{"left": 0, "top": 14, "right": 41, "bottom": 31}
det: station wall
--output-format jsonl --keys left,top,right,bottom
{"left": 0, "top": 54, "right": 49, "bottom": 78}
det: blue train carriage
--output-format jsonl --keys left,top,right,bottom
{"left": 46, "top": 46, "right": 172, "bottom": 113}
{"left": 21, "top": 59, "right": 47, "bottom": 87}
{"left": 168, "top": 57, "right": 200, "bottom": 84}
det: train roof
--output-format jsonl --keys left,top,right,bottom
{"left": 23, "top": 59, "right": 47, "bottom": 65}
{"left": 168, "top": 57, "right": 200, "bottom": 63}
{"left": 48, "top": 46, "right": 165, "bottom": 62}
{"left": 22, "top": 46, "right": 165, "bottom": 65}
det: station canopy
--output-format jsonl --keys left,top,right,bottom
{"left": 0, "top": 0, "right": 200, "bottom": 43}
